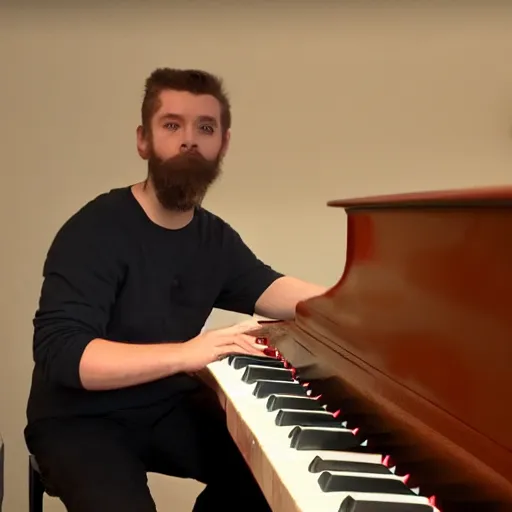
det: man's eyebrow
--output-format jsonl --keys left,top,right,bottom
{"left": 159, "top": 113, "right": 218, "bottom": 125}
{"left": 159, "top": 113, "right": 184, "bottom": 121}
{"left": 197, "top": 115, "right": 218, "bottom": 125}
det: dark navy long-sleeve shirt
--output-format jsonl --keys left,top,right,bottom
{"left": 26, "top": 186, "right": 283, "bottom": 423}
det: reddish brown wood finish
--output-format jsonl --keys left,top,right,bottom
{"left": 265, "top": 187, "right": 512, "bottom": 511}
{"left": 327, "top": 185, "right": 512, "bottom": 208}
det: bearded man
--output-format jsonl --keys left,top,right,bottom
{"left": 24, "top": 68, "right": 326, "bottom": 512}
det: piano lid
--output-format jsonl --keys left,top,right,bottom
{"left": 273, "top": 185, "right": 512, "bottom": 511}
{"left": 327, "top": 185, "right": 512, "bottom": 209}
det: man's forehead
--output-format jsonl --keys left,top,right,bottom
{"left": 155, "top": 89, "right": 221, "bottom": 120}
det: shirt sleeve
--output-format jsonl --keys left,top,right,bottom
{"left": 214, "top": 225, "right": 284, "bottom": 315}
{"left": 32, "top": 208, "right": 126, "bottom": 389}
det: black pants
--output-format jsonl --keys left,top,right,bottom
{"left": 24, "top": 387, "right": 271, "bottom": 512}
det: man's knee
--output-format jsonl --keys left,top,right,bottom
{"left": 61, "top": 480, "right": 156, "bottom": 512}
{"left": 25, "top": 418, "right": 156, "bottom": 512}
{"left": 33, "top": 451, "right": 156, "bottom": 512}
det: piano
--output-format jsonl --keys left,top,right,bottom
{"left": 205, "top": 186, "right": 512, "bottom": 512}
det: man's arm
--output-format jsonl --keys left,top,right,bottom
{"left": 254, "top": 276, "right": 328, "bottom": 320}
{"left": 33, "top": 208, "right": 187, "bottom": 391}
{"left": 77, "top": 339, "right": 186, "bottom": 391}
{"left": 213, "top": 225, "right": 327, "bottom": 321}
{"left": 213, "top": 227, "right": 284, "bottom": 316}
{"left": 79, "top": 324, "right": 264, "bottom": 391}
{"left": 34, "top": 207, "right": 263, "bottom": 392}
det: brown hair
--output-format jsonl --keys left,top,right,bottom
{"left": 141, "top": 68, "right": 231, "bottom": 134}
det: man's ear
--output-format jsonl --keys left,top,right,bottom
{"left": 136, "top": 125, "right": 150, "bottom": 160}
{"left": 220, "top": 129, "right": 231, "bottom": 159}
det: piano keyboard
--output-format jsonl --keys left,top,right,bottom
{"left": 207, "top": 354, "right": 437, "bottom": 512}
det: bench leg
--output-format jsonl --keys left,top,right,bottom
{"left": 29, "top": 462, "right": 44, "bottom": 512}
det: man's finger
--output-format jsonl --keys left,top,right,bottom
{"left": 233, "top": 334, "right": 267, "bottom": 355}
{"left": 225, "top": 318, "right": 261, "bottom": 334}
{"left": 244, "top": 322, "right": 289, "bottom": 343}
{"left": 217, "top": 344, "right": 253, "bottom": 358}
{"left": 238, "top": 333, "right": 265, "bottom": 347}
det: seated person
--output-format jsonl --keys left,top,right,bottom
{"left": 24, "top": 67, "right": 326, "bottom": 512}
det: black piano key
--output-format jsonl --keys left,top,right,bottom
{"left": 242, "top": 365, "right": 294, "bottom": 384}
{"left": 289, "top": 426, "right": 363, "bottom": 451}
{"left": 275, "top": 409, "right": 343, "bottom": 428}
{"left": 308, "top": 455, "right": 392, "bottom": 475}
{"left": 253, "top": 381, "right": 309, "bottom": 399}
{"left": 228, "top": 355, "right": 284, "bottom": 369}
{"left": 319, "top": 471, "right": 414, "bottom": 495}
{"left": 266, "top": 395, "right": 324, "bottom": 412}
{"left": 338, "top": 496, "right": 434, "bottom": 512}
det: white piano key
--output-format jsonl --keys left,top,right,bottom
{"left": 207, "top": 359, "right": 433, "bottom": 512}
{"left": 244, "top": 364, "right": 291, "bottom": 372}
{"left": 318, "top": 471, "right": 406, "bottom": 481}
{"left": 254, "top": 379, "right": 302, "bottom": 385}
{"left": 275, "top": 408, "right": 336, "bottom": 416}
{"left": 282, "top": 425, "right": 351, "bottom": 432}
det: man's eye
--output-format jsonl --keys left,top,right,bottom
{"left": 200, "top": 125, "right": 214, "bottom": 134}
{"left": 164, "top": 123, "right": 179, "bottom": 130}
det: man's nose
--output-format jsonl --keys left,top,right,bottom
{"left": 179, "top": 126, "right": 198, "bottom": 152}
{"left": 180, "top": 141, "right": 198, "bottom": 152}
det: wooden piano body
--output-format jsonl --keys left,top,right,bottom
{"left": 207, "top": 186, "right": 512, "bottom": 512}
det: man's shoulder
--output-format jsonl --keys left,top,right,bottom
{"left": 52, "top": 187, "right": 132, "bottom": 247}
{"left": 196, "top": 207, "right": 240, "bottom": 241}
{"left": 64, "top": 186, "right": 130, "bottom": 227}
{"left": 75, "top": 186, "right": 130, "bottom": 217}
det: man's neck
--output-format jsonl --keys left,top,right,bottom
{"left": 131, "top": 181, "right": 195, "bottom": 230}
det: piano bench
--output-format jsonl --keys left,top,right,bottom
{"left": 29, "top": 455, "right": 58, "bottom": 512}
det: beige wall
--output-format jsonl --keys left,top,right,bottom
{"left": 1, "top": 2, "right": 512, "bottom": 511}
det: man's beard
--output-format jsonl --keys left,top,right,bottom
{"left": 147, "top": 148, "right": 222, "bottom": 212}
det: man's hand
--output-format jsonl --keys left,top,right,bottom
{"left": 179, "top": 319, "right": 267, "bottom": 373}
{"left": 243, "top": 320, "right": 290, "bottom": 344}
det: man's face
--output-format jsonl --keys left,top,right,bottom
{"left": 137, "top": 90, "right": 229, "bottom": 211}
